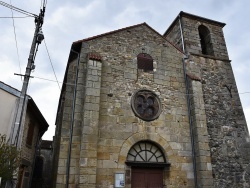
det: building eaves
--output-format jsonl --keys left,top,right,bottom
{"left": 0, "top": 81, "right": 20, "bottom": 97}
{"left": 164, "top": 11, "right": 226, "bottom": 36}
{"left": 27, "top": 97, "right": 49, "bottom": 135}
{"left": 0, "top": 81, "right": 49, "bottom": 135}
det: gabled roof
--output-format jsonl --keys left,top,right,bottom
{"left": 72, "top": 22, "right": 184, "bottom": 54}
{"left": 73, "top": 23, "right": 146, "bottom": 44}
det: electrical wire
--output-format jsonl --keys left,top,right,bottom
{"left": 0, "top": 16, "right": 33, "bottom": 18}
{"left": 30, "top": 75, "right": 250, "bottom": 96}
{"left": 9, "top": 0, "right": 22, "bottom": 80}
{"left": 0, "top": 1, "right": 37, "bottom": 17}
{"left": 0, "top": 1, "right": 36, "bottom": 17}
{"left": 43, "top": 39, "right": 61, "bottom": 91}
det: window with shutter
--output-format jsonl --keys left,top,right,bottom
{"left": 137, "top": 53, "right": 153, "bottom": 72}
{"left": 26, "top": 122, "right": 34, "bottom": 146}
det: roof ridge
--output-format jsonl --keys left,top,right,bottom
{"left": 73, "top": 22, "right": 146, "bottom": 44}
{"left": 72, "top": 22, "right": 184, "bottom": 54}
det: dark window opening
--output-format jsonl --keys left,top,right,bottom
{"left": 26, "top": 122, "right": 34, "bottom": 146}
{"left": 198, "top": 25, "right": 214, "bottom": 56}
{"left": 137, "top": 53, "right": 153, "bottom": 72}
{"left": 33, "top": 156, "right": 44, "bottom": 178}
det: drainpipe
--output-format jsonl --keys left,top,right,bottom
{"left": 178, "top": 14, "right": 185, "bottom": 53}
{"left": 179, "top": 15, "right": 198, "bottom": 187}
{"left": 65, "top": 49, "right": 80, "bottom": 188}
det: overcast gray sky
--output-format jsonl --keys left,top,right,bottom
{"left": 0, "top": 0, "right": 249, "bottom": 140}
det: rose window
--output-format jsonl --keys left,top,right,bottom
{"left": 131, "top": 90, "right": 161, "bottom": 121}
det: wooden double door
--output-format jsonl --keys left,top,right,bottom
{"left": 131, "top": 167, "right": 163, "bottom": 188}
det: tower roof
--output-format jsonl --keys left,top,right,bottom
{"left": 164, "top": 11, "right": 226, "bottom": 36}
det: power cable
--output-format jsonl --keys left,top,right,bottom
{"left": 30, "top": 75, "right": 250, "bottom": 96}
{"left": 0, "top": 1, "right": 37, "bottom": 17}
{"left": 0, "top": 16, "right": 33, "bottom": 18}
{"left": 9, "top": 0, "right": 22, "bottom": 80}
{"left": 43, "top": 39, "right": 61, "bottom": 91}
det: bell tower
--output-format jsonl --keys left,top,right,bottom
{"left": 165, "top": 11, "right": 250, "bottom": 187}
{"left": 164, "top": 11, "right": 229, "bottom": 59}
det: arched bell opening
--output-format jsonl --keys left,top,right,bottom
{"left": 198, "top": 25, "right": 214, "bottom": 56}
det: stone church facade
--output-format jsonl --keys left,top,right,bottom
{"left": 53, "top": 12, "right": 250, "bottom": 187}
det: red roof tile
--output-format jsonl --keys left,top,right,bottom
{"left": 88, "top": 52, "right": 102, "bottom": 61}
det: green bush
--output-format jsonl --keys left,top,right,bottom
{"left": 0, "top": 134, "right": 20, "bottom": 182}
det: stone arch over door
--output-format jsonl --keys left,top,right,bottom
{"left": 126, "top": 140, "right": 169, "bottom": 166}
{"left": 118, "top": 133, "right": 173, "bottom": 166}
{"left": 118, "top": 132, "right": 173, "bottom": 186}
{"left": 117, "top": 133, "right": 173, "bottom": 187}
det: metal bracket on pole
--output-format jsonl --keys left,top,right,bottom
{"left": 14, "top": 73, "right": 34, "bottom": 78}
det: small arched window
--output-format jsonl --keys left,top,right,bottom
{"left": 198, "top": 25, "right": 214, "bottom": 56}
{"left": 137, "top": 53, "right": 153, "bottom": 72}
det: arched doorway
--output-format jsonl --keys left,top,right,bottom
{"left": 125, "top": 141, "right": 170, "bottom": 188}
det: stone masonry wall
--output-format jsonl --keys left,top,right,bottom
{"left": 40, "top": 147, "right": 53, "bottom": 187}
{"left": 82, "top": 25, "right": 195, "bottom": 187}
{"left": 21, "top": 110, "right": 40, "bottom": 163}
{"left": 54, "top": 14, "right": 250, "bottom": 188}
{"left": 186, "top": 54, "right": 250, "bottom": 187}
{"left": 187, "top": 76, "right": 214, "bottom": 187}
{"left": 19, "top": 108, "right": 41, "bottom": 187}
{"left": 165, "top": 16, "right": 229, "bottom": 60}
{"left": 181, "top": 16, "right": 229, "bottom": 59}
{"left": 164, "top": 20, "right": 183, "bottom": 51}
{"left": 79, "top": 58, "right": 102, "bottom": 187}
{"left": 54, "top": 56, "right": 83, "bottom": 187}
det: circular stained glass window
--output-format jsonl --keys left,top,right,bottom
{"left": 131, "top": 89, "right": 162, "bottom": 121}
